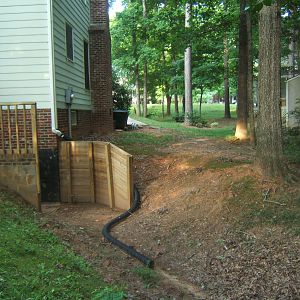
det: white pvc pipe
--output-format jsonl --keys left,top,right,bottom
{"left": 47, "top": 0, "right": 62, "bottom": 137}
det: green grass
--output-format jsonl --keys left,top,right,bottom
{"left": 111, "top": 131, "right": 175, "bottom": 155}
{"left": 0, "top": 191, "right": 125, "bottom": 300}
{"left": 111, "top": 104, "right": 236, "bottom": 155}
{"left": 135, "top": 103, "right": 237, "bottom": 121}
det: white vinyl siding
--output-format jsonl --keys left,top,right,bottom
{"left": 52, "top": 0, "right": 91, "bottom": 110}
{"left": 0, "top": 0, "right": 52, "bottom": 108}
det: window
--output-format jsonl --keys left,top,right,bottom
{"left": 84, "top": 41, "right": 90, "bottom": 89}
{"left": 71, "top": 110, "right": 77, "bottom": 126}
{"left": 66, "top": 23, "right": 74, "bottom": 61}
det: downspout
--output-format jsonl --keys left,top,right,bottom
{"left": 47, "top": 0, "right": 70, "bottom": 140}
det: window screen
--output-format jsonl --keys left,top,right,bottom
{"left": 84, "top": 41, "right": 90, "bottom": 89}
{"left": 66, "top": 23, "right": 74, "bottom": 61}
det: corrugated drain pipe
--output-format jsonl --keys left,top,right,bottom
{"left": 102, "top": 186, "right": 154, "bottom": 268}
{"left": 52, "top": 124, "right": 153, "bottom": 267}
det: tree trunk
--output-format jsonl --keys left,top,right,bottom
{"left": 162, "top": 93, "right": 165, "bottom": 118}
{"left": 142, "top": 0, "right": 147, "bottom": 118}
{"left": 235, "top": 0, "right": 248, "bottom": 140}
{"left": 256, "top": 1, "right": 285, "bottom": 178}
{"left": 247, "top": 7, "right": 255, "bottom": 144}
{"left": 184, "top": 2, "right": 192, "bottom": 125}
{"left": 166, "top": 94, "right": 172, "bottom": 116}
{"left": 132, "top": 30, "right": 141, "bottom": 117}
{"left": 174, "top": 92, "right": 179, "bottom": 115}
{"left": 162, "top": 50, "right": 171, "bottom": 116}
{"left": 199, "top": 85, "right": 204, "bottom": 118}
{"left": 143, "top": 63, "right": 148, "bottom": 117}
{"left": 172, "top": 53, "right": 179, "bottom": 116}
{"left": 135, "top": 64, "right": 141, "bottom": 117}
{"left": 224, "top": 35, "right": 231, "bottom": 119}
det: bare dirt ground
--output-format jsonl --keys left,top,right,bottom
{"left": 42, "top": 129, "right": 300, "bottom": 299}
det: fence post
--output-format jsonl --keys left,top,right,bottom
{"left": 0, "top": 106, "right": 4, "bottom": 155}
{"left": 31, "top": 103, "right": 41, "bottom": 211}
{"left": 89, "top": 142, "right": 96, "bottom": 203}
{"left": 105, "top": 143, "right": 115, "bottom": 209}
{"left": 127, "top": 155, "right": 133, "bottom": 206}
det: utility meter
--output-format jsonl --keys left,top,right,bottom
{"left": 65, "top": 88, "right": 74, "bottom": 104}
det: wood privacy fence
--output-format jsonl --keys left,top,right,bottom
{"left": 0, "top": 102, "right": 41, "bottom": 210}
{"left": 59, "top": 141, "right": 133, "bottom": 210}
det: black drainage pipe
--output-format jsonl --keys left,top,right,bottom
{"left": 102, "top": 185, "right": 154, "bottom": 268}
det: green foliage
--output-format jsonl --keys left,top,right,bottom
{"left": 0, "top": 193, "right": 125, "bottom": 300}
{"left": 113, "top": 72, "right": 132, "bottom": 111}
{"left": 189, "top": 114, "right": 209, "bottom": 128}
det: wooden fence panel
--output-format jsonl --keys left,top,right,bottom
{"left": 93, "top": 142, "right": 110, "bottom": 207}
{"left": 110, "top": 145, "right": 133, "bottom": 210}
{"left": 59, "top": 141, "right": 132, "bottom": 210}
{"left": 0, "top": 102, "right": 40, "bottom": 210}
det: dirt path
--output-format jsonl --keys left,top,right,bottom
{"left": 41, "top": 135, "right": 300, "bottom": 299}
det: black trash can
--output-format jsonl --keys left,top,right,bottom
{"left": 113, "top": 110, "right": 129, "bottom": 129}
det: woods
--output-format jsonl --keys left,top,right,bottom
{"left": 111, "top": 0, "right": 300, "bottom": 178}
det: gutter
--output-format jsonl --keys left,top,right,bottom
{"left": 47, "top": 0, "right": 67, "bottom": 139}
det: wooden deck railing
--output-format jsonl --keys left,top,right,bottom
{"left": 0, "top": 102, "right": 38, "bottom": 157}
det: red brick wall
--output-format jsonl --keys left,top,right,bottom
{"left": 57, "top": 108, "right": 93, "bottom": 138}
{"left": 0, "top": 108, "right": 57, "bottom": 151}
{"left": 89, "top": 0, "right": 114, "bottom": 134}
{"left": 37, "top": 109, "right": 58, "bottom": 150}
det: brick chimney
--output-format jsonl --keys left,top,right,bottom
{"left": 89, "top": 0, "right": 113, "bottom": 134}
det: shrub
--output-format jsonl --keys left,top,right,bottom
{"left": 112, "top": 77, "right": 132, "bottom": 111}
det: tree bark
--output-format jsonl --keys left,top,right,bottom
{"left": 166, "top": 94, "right": 172, "bottom": 116}
{"left": 256, "top": 1, "right": 285, "bottom": 178}
{"left": 143, "top": 63, "right": 148, "bottom": 117}
{"left": 224, "top": 35, "right": 231, "bottom": 119}
{"left": 199, "top": 85, "right": 204, "bottom": 118}
{"left": 132, "top": 30, "right": 141, "bottom": 117}
{"left": 162, "top": 50, "right": 171, "bottom": 116}
{"left": 142, "top": 0, "right": 148, "bottom": 117}
{"left": 246, "top": 7, "right": 255, "bottom": 144}
{"left": 172, "top": 53, "right": 179, "bottom": 116}
{"left": 235, "top": 0, "right": 248, "bottom": 140}
{"left": 135, "top": 64, "right": 141, "bottom": 117}
{"left": 174, "top": 91, "right": 179, "bottom": 115}
{"left": 184, "top": 2, "right": 193, "bottom": 125}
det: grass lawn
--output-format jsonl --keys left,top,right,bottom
{"left": 0, "top": 191, "right": 125, "bottom": 300}
{"left": 110, "top": 103, "right": 237, "bottom": 155}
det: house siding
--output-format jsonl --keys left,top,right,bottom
{"left": 52, "top": 0, "right": 91, "bottom": 110}
{"left": 286, "top": 75, "right": 300, "bottom": 128}
{"left": 0, "top": 0, "right": 51, "bottom": 108}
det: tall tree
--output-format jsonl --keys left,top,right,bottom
{"left": 224, "top": 34, "right": 231, "bottom": 119}
{"left": 235, "top": 0, "right": 249, "bottom": 140}
{"left": 256, "top": 0, "right": 285, "bottom": 177}
{"left": 133, "top": 31, "right": 141, "bottom": 116}
{"left": 142, "top": 0, "right": 148, "bottom": 117}
{"left": 246, "top": 6, "right": 255, "bottom": 144}
{"left": 184, "top": 2, "right": 192, "bottom": 125}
